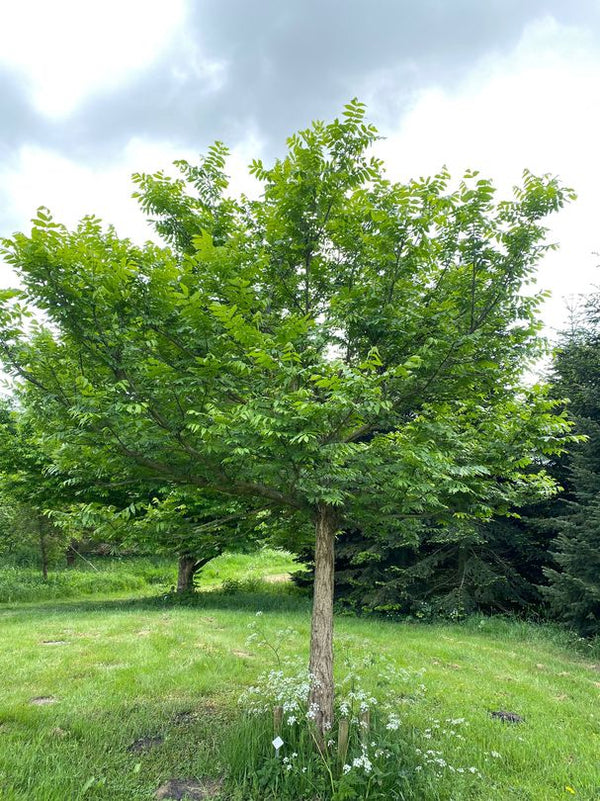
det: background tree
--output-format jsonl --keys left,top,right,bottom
{"left": 73, "top": 488, "right": 269, "bottom": 592}
{"left": 0, "top": 402, "right": 73, "bottom": 576}
{"left": 293, "top": 507, "right": 556, "bottom": 619}
{"left": 0, "top": 102, "right": 575, "bottom": 735}
{"left": 543, "top": 296, "right": 600, "bottom": 634}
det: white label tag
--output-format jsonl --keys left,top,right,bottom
{"left": 272, "top": 736, "right": 284, "bottom": 751}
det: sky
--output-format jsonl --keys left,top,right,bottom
{"left": 1, "top": 0, "right": 600, "bottom": 339}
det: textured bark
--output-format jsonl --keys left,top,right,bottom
{"left": 176, "top": 555, "right": 199, "bottom": 593}
{"left": 308, "top": 503, "right": 338, "bottom": 737}
{"left": 176, "top": 554, "right": 214, "bottom": 593}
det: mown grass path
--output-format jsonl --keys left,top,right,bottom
{"left": 0, "top": 589, "right": 598, "bottom": 799}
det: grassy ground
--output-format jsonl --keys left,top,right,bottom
{"left": 0, "top": 557, "right": 598, "bottom": 800}
{"left": 0, "top": 549, "right": 299, "bottom": 604}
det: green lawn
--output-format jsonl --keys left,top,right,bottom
{"left": 0, "top": 559, "right": 598, "bottom": 799}
{"left": 0, "top": 549, "right": 300, "bottom": 604}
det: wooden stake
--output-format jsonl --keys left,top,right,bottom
{"left": 337, "top": 717, "right": 349, "bottom": 765}
{"left": 359, "top": 708, "right": 370, "bottom": 745}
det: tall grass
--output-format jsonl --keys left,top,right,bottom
{"left": 0, "top": 549, "right": 301, "bottom": 605}
{"left": 0, "top": 560, "right": 173, "bottom": 604}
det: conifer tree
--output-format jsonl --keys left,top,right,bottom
{"left": 544, "top": 305, "right": 600, "bottom": 635}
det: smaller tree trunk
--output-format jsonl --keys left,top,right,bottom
{"left": 176, "top": 554, "right": 215, "bottom": 593}
{"left": 177, "top": 555, "right": 198, "bottom": 593}
{"left": 39, "top": 528, "right": 48, "bottom": 581}
{"left": 66, "top": 539, "right": 78, "bottom": 568}
{"left": 308, "top": 503, "right": 338, "bottom": 740}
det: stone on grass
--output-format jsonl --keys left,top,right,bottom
{"left": 490, "top": 710, "right": 524, "bottom": 723}
{"left": 30, "top": 696, "right": 56, "bottom": 705}
{"left": 155, "top": 778, "right": 222, "bottom": 800}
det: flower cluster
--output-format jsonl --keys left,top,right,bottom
{"left": 235, "top": 634, "right": 489, "bottom": 798}
{"left": 413, "top": 715, "right": 486, "bottom": 780}
{"left": 239, "top": 664, "right": 311, "bottom": 717}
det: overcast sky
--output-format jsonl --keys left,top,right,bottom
{"left": 1, "top": 1, "right": 600, "bottom": 338}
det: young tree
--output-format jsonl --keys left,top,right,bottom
{"left": 0, "top": 402, "right": 73, "bottom": 576}
{"left": 0, "top": 102, "right": 575, "bottom": 734}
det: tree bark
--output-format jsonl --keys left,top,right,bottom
{"left": 176, "top": 555, "right": 199, "bottom": 593}
{"left": 39, "top": 524, "right": 48, "bottom": 581}
{"left": 308, "top": 503, "right": 338, "bottom": 739}
{"left": 66, "top": 539, "right": 78, "bottom": 568}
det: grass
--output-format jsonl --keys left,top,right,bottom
{"left": 0, "top": 549, "right": 300, "bottom": 604}
{"left": 0, "top": 555, "right": 598, "bottom": 799}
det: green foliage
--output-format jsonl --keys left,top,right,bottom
{"left": 542, "top": 296, "right": 600, "bottom": 635}
{"left": 0, "top": 101, "right": 575, "bottom": 540}
{"left": 0, "top": 101, "right": 578, "bottom": 727}
{"left": 0, "top": 402, "right": 74, "bottom": 572}
{"left": 295, "top": 512, "right": 555, "bottom": 619}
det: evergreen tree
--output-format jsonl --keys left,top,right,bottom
{"left": 294, "top": 505, "right": 557, "bottom": 619}
{"left": 543, "top": 303, "right": 600, "bottom": 635}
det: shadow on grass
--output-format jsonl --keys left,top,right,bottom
{"left": 0, "top": 587, "right": 312, "bottom": 619}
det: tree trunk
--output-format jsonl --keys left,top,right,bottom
{"left": 39, "top": 526, "right": 48, "bottom": 581}
{"left": 66, "top": 539, "right": 78, "bottom": 568}
{"left": 308, "top": 503, "right": 338, "bottom": 739}
{"left": 177, "top": 555, "right": 199, "bottom": 593}
{"left": 176, "top": 551, "right": 220, "bottom": 594}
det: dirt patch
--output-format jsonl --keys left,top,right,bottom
{"left": 128, "top": 735, "right": 164, "bottom": 753}
{"left": 172, "top": 710, "right": 197, "bottom": 725}
{"left": 30, "top": 696, "right": 57, "bottom": 705}
{"left": 264, "top": 573, "right": 290, "bottom": 583}
{"left": 42, "top": 640, "right": 68, "bottom": 646}
{"left": 173, "top": 702, "right": 220, "bottom": 725}
{"left": 155, "top": 778, "right": 222, "bottom": 800}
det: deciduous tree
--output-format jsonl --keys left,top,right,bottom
{"left": 0, "top": 101, "right": 575, "bottom": 733}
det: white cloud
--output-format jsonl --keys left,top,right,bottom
{"left": 375, "top": 16, "right": 600, "bottom": 335}
{"left": 0, "top": 132, "right": 264, "bottom": 291}
{"left": 0, "top": 0, "right": 186, "bottom": 116}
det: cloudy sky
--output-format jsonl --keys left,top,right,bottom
{"left": 1, "top": 1, "right": 600, "bottom": 336}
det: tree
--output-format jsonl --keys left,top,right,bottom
{"left": 0, "top": 101, "right": 575, "bottom": 735}
{"left": 293, "top": 509, "right": 556, "bottom": 619}
{"left": 543, "top": 299, "right": 600, "bottom": 634}
{"left": 74, "top": 488, "right": 267, "bottom": 592}
{"left": 0, "top": 402, "right": 74, "bottom": 576}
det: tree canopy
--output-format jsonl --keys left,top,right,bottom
{"left": 0, "top": 100, "right": 576, "bottom": 732}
